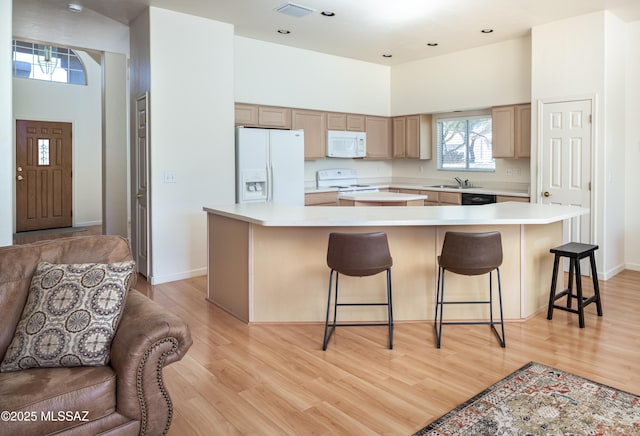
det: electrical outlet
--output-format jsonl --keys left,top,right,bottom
{"left": 164, "top": 171, "right": 177, "bottom": 184}
{"left": 506, "top": 168, "right": 513, "bottom": 176}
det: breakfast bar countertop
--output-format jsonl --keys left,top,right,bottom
{"left": 203, "top": 202, "right": 587, "bottom": 227}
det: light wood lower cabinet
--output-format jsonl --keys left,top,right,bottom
{"left": 304, "top": 191, "right": 337, "bottom": 206}
{"left": 292, "top": 109, "right": 326, "bottom": 160}
{"left": 420, "top": 190, "right": 461, "bottom": 205}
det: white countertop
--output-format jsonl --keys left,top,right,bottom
{"left": 204, "top": 202, "right": 587, "bottom": 227}
{"left": 304, "top": 183, "right": 530, "bottom": 197}
{"left": 338, "top": 192, "right": 428, "bottom": 202}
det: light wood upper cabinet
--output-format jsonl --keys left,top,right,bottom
{"left": 258, "top": 106, "right": 291, "bottom": 129}
{"left": 235, "top": 104, "right": 259, "bottom": 126}
{"left": 492, "top": 104, "right": 530, "bottom": 159}
{"left": 346, "top": 114, "right": 365, "bottom": 131}
{"left": 326, "top": 113, "right": 346, "bottom": 130}
{"left": 515, "top": 104, "right": 531, "bottom": 158}
{"left": 393, "top": 114, "right": 432, "bottom": 159}
{"left": 365, "top": 116, "right": 392, "bottom": 159}
{"left": 292, "top": 109, "right": 326, "bottom": 160}
{"left": 234, "top": 103, "right": 292, "bottom": 129}
{"left": 392, "top": 117, "right": 406, "bottom": 158}
{"left": 326, "top": 113, "right": 365, "bottom": 131}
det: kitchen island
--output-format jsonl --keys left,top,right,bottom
{"left": 338, "top": 191, "right": 428, "bottom": 206}
{"left": 203, "top": 202, "right": 587, "bottom": 323}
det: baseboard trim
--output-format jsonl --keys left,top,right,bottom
{"left": 149, "top": 268, "right": 207, "bottom": 285}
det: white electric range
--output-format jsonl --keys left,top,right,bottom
{"left": 316, "top": 169, "right": 379, "bottom": 193}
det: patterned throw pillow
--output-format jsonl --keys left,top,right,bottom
{"left": 0, "top": 261, "right": 135, "bottom": 372}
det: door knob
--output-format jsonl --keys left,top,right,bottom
{"left": 543, "top": 191, "right": 551, "bottom": 197}
{"left": 17, "top": 175, "right": 23, "bottom": 181}
{"left": 136, "top": 193, "right": 142, "bottom": 199}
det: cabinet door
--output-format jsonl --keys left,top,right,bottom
{"left": 258, "top": 106, "right": 292, "bottom": 129}
{"left": 405, "top": 115, "right": 421, "bottom": 158}
{"left": 365, "top": 116, "right": 392, "bottom": 159}
{"left": 346, "top": 114, "right": 365, "bottom": 131}
{"left": 515, "top": 104, "right": 531, "bottom": 158}
{"left": 235, "top": 103, "right": 258, "bottom": 126}
{"left": 491, "top": 106, "right": 515, "bottom": 158}
{"left": 327, "top": 113, "right": 346, "bottom": 130}
{"left": 392, "top": 117, "right": 406, "bottom": 158}
{"left": 292, "top": 110, "right": 326, "bottom": 160}
{"left": 439, "top": 192, "right": 461, "bottom": 205}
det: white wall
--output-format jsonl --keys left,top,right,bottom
{"left": 12, "top": 0, "right": 129, "bottom": 55}
{"left": 388, "top": 37, "right": 532, "bottom": 186}
{"left": 0, "top": 0, "right": 12, "bottom": 246}
{"left": 235, "top": 36, "right": 391, "bottom": 116}
{"left": 603, "top": 12, "right": 627, "bottom": 277}
{"left": 391, "top": 37, "right": 532, "bottom": 115}
{"left": 625, "top": 21, "right": 640, "bottom": 271}
{"left": 148, "top": 8, "right": 235, "bottom": 284}
{"left": 12, "top": 51, "right": 103, "bottom": 227}
{"left": 531, "top": 11, "right": 627, "bottom": 278}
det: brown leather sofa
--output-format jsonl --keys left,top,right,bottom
{"left": 0, "top": 236, "right": 193, "bottom": 435}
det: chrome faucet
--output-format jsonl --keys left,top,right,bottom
{"left": 454, "top": 177, "right": 471, "bottom": 187}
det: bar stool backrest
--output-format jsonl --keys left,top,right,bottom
{"left": 439, "top": 231, "right": 503, "bottom": 276}
{"left": 327, "top": 232, "right": 392, "bottom": 277}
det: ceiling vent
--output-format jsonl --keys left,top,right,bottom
{"left": 275, "top": 2, "right": 315, "bottom": 18}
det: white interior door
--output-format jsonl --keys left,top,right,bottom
{"left": 540, "top": 99, "right": 593, "bottom": 273}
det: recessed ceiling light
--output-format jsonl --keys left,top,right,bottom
{"left": 481, "top": 29, "right": 494, "bottom": 33}
{"left": 382, "top": 54, "right": 392, "bottom": 58}
{"left": 427, "top": 42, "right": 438, "bottom": 47}
{"left": 321, "top": 11, "right": 335, "bottom": 17}
{"left": 67, "top": 3, "right": 83, "bottom": 12}
{"left": 277, "top": 29, "right": 291, "bottom": 35}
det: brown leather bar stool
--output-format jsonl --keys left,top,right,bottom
{"left": 547, "top": 242, "right": 603, "bottom": 328}
{"left": 323, "top": 232, "right": 393, "bottom": 350}
{"left": 434, "top": 231, "right": 505, "bottom": 348}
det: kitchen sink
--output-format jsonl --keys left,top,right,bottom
{"left": 424, "top": 184, "right": 480, "bottom": 189}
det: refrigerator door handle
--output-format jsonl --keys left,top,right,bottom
{"left": 268, "top": 165, "right": 274, "bottom": 201}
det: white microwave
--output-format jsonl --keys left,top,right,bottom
{"left": 326, "top": 130, "right": 366, "bottom": 158}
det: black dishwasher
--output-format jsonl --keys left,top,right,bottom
{"left": 462, "top": 193, "right": 496, "bottom": 205}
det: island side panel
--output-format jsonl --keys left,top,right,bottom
{"left": 207, "top": 213, "right": 250, "bottom": 322}
{"left": 522, "top": 221, "right": 563, "bottom": 318}
{"left": 435, "top": 225, "right": 523, "bottom": 320}
{"left": 250, "top": 225, "right": 437, "bottom": 323}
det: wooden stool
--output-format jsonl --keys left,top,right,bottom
{"left": 547, "top": 242, "right": 603, "bottom": 328}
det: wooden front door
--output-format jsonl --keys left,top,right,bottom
{"left": 16, "top": 120, "right": 73, "bottom": 232}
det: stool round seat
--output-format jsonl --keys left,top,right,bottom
{"left": 323, "top": 232, "right": 394, "bottom": 350}
{"left": 435, "top": 231, "right": 505, "bottom": 348}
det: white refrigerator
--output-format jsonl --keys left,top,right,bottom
{"left": 236, "top": 127, "right": 305, "bottom": 205}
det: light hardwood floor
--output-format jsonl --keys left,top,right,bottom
{"left": 136, "top": 269, "right": 640, "bottom": 435}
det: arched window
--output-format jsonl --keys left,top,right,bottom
{"left": 12, "top": 40, "right": 87, "bottom": 85}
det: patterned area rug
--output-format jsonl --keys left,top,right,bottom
{"left": 414, "top": 361, "right": 640, "bottom": 435}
